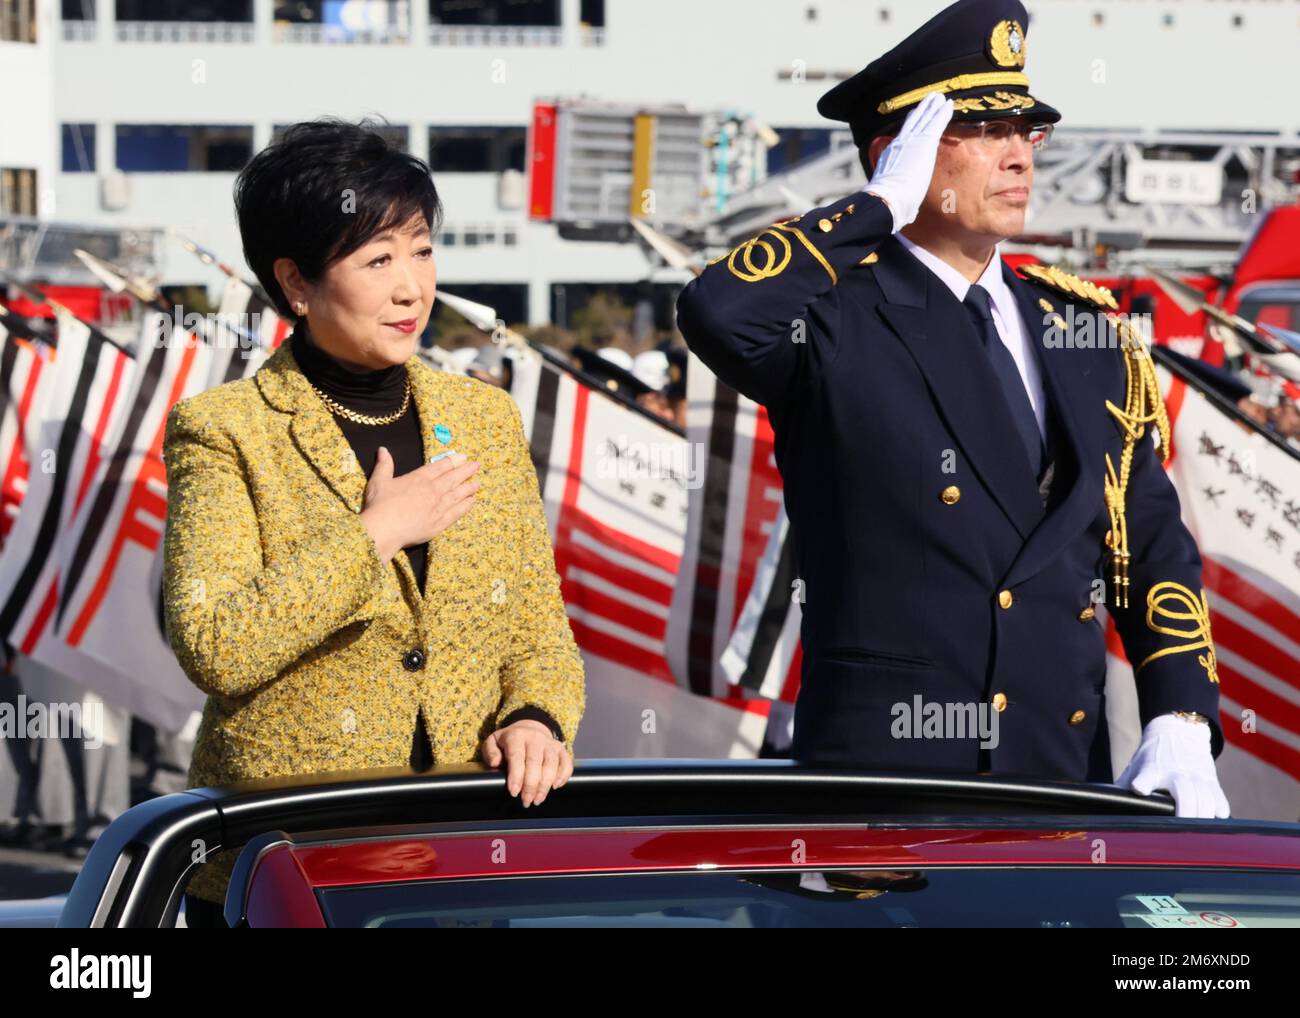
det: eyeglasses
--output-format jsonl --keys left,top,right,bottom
{"left": 944, "top": 120, "right": 1054, "bottom": 152}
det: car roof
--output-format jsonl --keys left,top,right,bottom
{"left": 59, "top": 759, "right": 1300, "bottom": 927}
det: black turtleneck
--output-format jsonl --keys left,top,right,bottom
{"left": 290, "top": 319, "right": 428, "bottom": 593}
{"left": 288, "top": 319, "right": 565, "bottom": 767}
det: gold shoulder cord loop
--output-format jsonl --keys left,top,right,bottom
{"left": 1100, "top": 317, "right": 1171, "bottom": 609}
{"left": 1017, "top": 264, "right": 1176, "bottom": 613}
{"left": 716, "top": 210, "right": 849, "bottom": 286}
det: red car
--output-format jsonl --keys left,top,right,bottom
{"left": 54, "top": 760, "right": 1300, "bottom": 928}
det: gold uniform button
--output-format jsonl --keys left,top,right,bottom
{"left": 992, "top": 693, "right": 1008, "bottom": 712}
{"left": 818, "top": 218, "right": 833, "bottom": 233}
{"left": 939, "top": 485, "right": 961, "bottom": 505}
{"left": 1069, "top": 710, "right": 1087, "bottom": 725}
{"left": 997, "top": 589, "right": 1014, "bottom": 610}
{"left": 1078, "top": 606, "right": 1096, "bottom": 622}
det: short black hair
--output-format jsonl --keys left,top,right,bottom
{"left": 234, "top": 117, "right": 443, "bottom": 320}
{"left": 855, "top": 115, "right": 904, "bottom": 180}
{"left": 857, "top": 144, "right": 876, "bottom": 180}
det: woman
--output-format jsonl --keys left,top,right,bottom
{"left": 162, "top": 119, "right": 585, "bottom": 927}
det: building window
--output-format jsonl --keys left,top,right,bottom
{"left": 1, "top": 0, "right": 37, "bottom": 42}
{"left": 273, "top": 0, "right": 409, "bottom": 42}
{"left": 428, "top": 126, "right": 526, "bottom": 173}
{"left": 577, "top": 0, "right": 603, "bottom": 43}
{"left": 430, "top": 0, "right": 559, "bottom": 27}
{"left": 62, "top": 124, "right": 97, "bottom": 173}
{"left": 115, "top": 0, "right": 252, "bottom": 20}
{"left": 437, "top": 223, "right": 519, "bottom": 247}
{"left": 767, "top": 127, "right": 834, "bottom": 174}
{"left": 116, "top": 125, "right": 254, "bottom": 172}
{"left": 272, "top": 122, "right": 408, "bottom": 152}
{"left": 61, "top": 0, "right": 96, "bottom": 40}
{"left": 428, "top": 0, "right": 563, "bottom": 43}
{"left": 0, "top": 169, "right": 38, "bottom": 216}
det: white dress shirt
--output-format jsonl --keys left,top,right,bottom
{"left": 896, "top": 233, "right": 1048, "bottom": 440}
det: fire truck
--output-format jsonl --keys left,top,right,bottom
{"left": 528, "top": 100, "right": 1300, "bottom": 370}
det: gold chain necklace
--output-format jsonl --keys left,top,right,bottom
{"left": 309, "top": 375, "right": 411, "bottom": 426}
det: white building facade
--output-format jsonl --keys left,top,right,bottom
{"left": 17, "top": 0, "right": 1300, "bottom": 325}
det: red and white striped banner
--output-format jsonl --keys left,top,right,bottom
{"left": 665, "top": 352, "right": 792, "bottom": 701}
{"left": 0, "top": 314, "right": 56, "bottom": 551}
{"left": 50, "top": 313, "right": 214, "bottom": 733}
{"left": 0, "top": 310, "right": 151, "bottom": 717}
{"left": 514, "top": 348, "right": 770, "bottom": 757}
{"left": 216, "top": 276, "right": 291, "bottom": 376}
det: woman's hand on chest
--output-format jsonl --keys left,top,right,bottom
{"left": 359, "top": 448, "right": 482, "bottom": 561}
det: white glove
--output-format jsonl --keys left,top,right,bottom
{"left": 862, "top": 91, "right": 954, "bottom": 233}
{"left": 1115, "top": 713, "right": 1230, "bottom": 819}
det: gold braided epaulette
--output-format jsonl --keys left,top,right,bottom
{"left": 1016, "top": 263, "right": 1119, "bottom": 312}
{"left": 1018, "top": 263, "right": 1170, "bottom": 610}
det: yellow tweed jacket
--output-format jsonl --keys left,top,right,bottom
{"left": 161, "top": 339, "right": 585, "bottom": 904}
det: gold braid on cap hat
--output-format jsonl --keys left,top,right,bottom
{"left": 876, "top": 19, "right": 1030, "bottom": 115}
{"left": 877, "top": 72, "right": 1030, "bottom": 115}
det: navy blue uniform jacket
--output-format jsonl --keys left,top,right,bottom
{"left": 676, "top": 190, "right": 1223, "bottom": 782}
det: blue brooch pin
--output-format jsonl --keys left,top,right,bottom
{"left": 434, "top": 424, "right": 452, "bottom": 445}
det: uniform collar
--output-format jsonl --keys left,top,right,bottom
{"left": 896, "top": 233, "right": 1014, "bottom": 317}
{"left": 868, "top": 234, "right": 1103, "bottom": 567}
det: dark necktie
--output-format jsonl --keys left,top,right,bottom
{"left": 962, "top": 284, "right": 1045, "bottom": 479}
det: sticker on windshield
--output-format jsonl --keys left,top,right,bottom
{"left": 1136, "top": 895, "right": 1188, "bottom": 915}
{"left": 1129, "top": 910, "right": 1247, "bottom": 928}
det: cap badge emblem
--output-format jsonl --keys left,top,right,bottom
{"left": 989, "top": 19, "right": 1027, "bottom": 69}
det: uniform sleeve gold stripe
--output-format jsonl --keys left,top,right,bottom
{"left": 1136, "top": 581, "right": 1220, "bottom": 684}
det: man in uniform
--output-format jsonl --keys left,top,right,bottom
{"left": 676, "top": 0, "right": 1229, "bottom": 817}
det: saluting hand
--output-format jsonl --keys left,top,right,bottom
{"left": 863, "top": 90, "right": 954, "bottom": 233}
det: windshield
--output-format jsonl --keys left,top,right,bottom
{"left": 317, "top": 867, "right": 1300, "bottom": 928}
